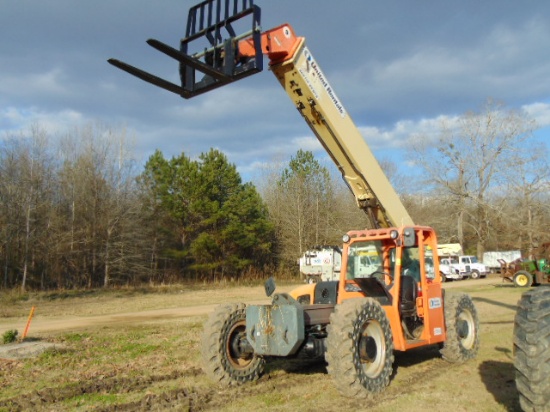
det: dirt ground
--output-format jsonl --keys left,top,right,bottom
{"left": 0, "top": 276, "right": 527, "bottom": 411}
{"left": 0, "top": 277, "right": 496, "bottom": 338}
{"left": 0, "top": 304, "right": 221, "bottom": 361}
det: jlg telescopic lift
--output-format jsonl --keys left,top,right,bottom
{"left": 109, "top": 0, "right": 479, "bottom": 397}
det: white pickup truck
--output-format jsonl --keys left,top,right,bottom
{"left": 456, "top": 255, "right": 489, "bottom": 279}
{"left": 437, "top": 243, "right": 489, "bottom": 280}
{"left": 439, "top": 256, "right": 467, "bottom": 281}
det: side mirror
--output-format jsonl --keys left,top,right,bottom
{"left": 264, "top": 277, "right": 276, "bottom": 297}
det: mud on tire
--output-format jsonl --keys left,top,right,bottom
{"left": 514, "top": 287, "right": 550, "bottom": 412}
{"left": 326, "top": 298, "right": 394, "bottom": 398}
{"left": 201, "top": 303, "right": 265, "bottom": 386}
{"left": 440, "top": 292, "right": 479, "bottom": 363}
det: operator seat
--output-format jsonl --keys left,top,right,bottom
{"left": 399, "top": 275, "right": 418, "bottom": 317}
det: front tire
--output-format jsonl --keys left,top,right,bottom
{"left": 470, "top": 270, "right": 480, "bottom": 279}
{"left": 201, "top": 303, "right": 265, "bottom": 386}
{"left": 326, "top": 298, "right": 394, "bottom": 398}
{"left": 514, "top": 271, "right": 534, "bottom": 288}
{"left": 440, "top": 292, "right": 479, "bottom": 363}
{"left": 514, "top": 287, "right": 550, "bottom": 412}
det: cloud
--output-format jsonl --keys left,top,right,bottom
{"left": 0, "top": 106, "right": 84, "bottom": 135}
{"left": 523, "top": 102, "right": 550, "bottom": 128}
{"left": 1, "top": 0, "right": 549, "bottom": 183}
{"left": 333, "top": 16, "right": 550, "bottom": 124}
{"left": 357, "top": 115, "right": 459, "bottom": 149}
{"left": 358, "top": 101, "right": 550, "bottom": 151}
{"left": 0, "top": 68, "right": 69, "bottom": 100}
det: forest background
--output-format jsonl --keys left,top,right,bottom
{"left": 1, "top": 100, "right": 548, "bottom": 291}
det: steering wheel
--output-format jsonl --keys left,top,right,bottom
{"left": 371, "top": 271, "right": 393, "bottom": 287}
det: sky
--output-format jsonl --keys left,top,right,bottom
{"left": 2, "top": 0, "right": 550, "bottom": 183}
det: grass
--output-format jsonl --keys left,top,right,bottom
{"left": 0, "top": 277, "right": 529, "bottom": 411}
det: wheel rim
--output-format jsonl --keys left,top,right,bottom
{"left": 357, "top": 320, "right": 386, "bottom": 378}
{"left": 225, "top": 320, "right": 253, "bottom": 369}
{"left": 457, "top": 309, "right": 476, "bottom": 350}
{"left": 515, "top": 274, "right": 528, "bottom": 287}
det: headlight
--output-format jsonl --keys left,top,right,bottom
{"left": 342, "top": 234, "right": 351, "bottom": 243}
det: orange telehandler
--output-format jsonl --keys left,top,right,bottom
{"left": 109, "top": 0, "right": 479, "bottom": 397}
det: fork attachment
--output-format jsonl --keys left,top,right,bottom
{"left": 108, "top": 0, "right": 263, "bottom": 99}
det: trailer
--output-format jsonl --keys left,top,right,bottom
{"left": 483, "top": 250, "right": 521, "bottom": 273}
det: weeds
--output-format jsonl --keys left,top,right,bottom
{"left": 2, "top": 329, "right": 18, "bottom": 344}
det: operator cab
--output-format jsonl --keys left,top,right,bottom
{"left": 339, "top": 227, "right": 440, "bottom": 343}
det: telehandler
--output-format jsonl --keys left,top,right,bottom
{"left": 109, "top": 0, "right": 480, "bottom": 397}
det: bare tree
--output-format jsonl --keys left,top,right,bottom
{"left": 409, "top": 99, "right": 537, "bottom": 258}
{"left": 57, "top": 123, "right": 140, "bottom": 287}
{"left": 0, "top": 126, "right": 55, "bottom": 291}
{"left": 502, "top": 142, "right": 550, "bottom": 258}
{"left": 260, "top": 150, "right": 334, "bottom": 265}
{"left": 0, "top": 122, "right": 183, "bottom": 290}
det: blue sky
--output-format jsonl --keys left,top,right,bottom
{"left": 1, "top": 1, "right": 549, "bottom": 183}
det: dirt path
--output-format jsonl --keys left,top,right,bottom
{"left": 1, "top": 277, "right": 500, "bottom": 336}
{"left": 29, "top": 304, "right": 219, "bottom": 333}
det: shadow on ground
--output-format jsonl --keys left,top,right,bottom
{"left": 479, "top": 358, "right": 521, "bottom": 412}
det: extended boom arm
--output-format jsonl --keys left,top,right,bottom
{"left": 108, "top": 0, "right": 413, "bottom": 229}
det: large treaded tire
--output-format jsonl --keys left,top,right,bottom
{"left": 326, "top": 298, "right": 394, "bottom": 398}
{"left": 514, "top": 287, "right": 550, "bottom": 412}
{"left": 201, "top": 303, "right": 265, "bottom": 386}
{"left": 440, "top": 292, "right": 480, "bottom": 362}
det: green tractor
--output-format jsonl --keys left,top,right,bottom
{"left": 500, "top": 244, "right": 550, "bottom": 288}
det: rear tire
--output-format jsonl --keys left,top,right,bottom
{"left": 440, "top": 293, "right": 479, "bottom": 362}
{"left": 326, "top": 298, "right": 394, "bottom": 398}
{"left": 514, "top": 287, "right": 550, "bottom": 412}
{"left": 514, "top": 271, "right": 534, "bottom": 288}
{"left": 201, "top": 303, "right": 265, "bottom": 386}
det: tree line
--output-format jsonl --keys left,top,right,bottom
{"left": 1, "top": 100, "right": 548, "bottom": 290}
{"left": 0, "top": 123, "right": 277, "bottom": 290}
